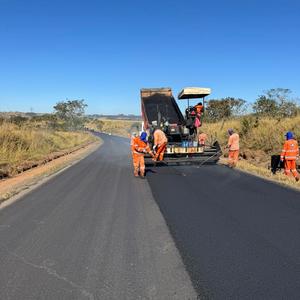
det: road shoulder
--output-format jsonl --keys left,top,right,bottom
{"left": 0, "top": 141, "right": 101, "bottom": 209}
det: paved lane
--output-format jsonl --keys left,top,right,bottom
{"left": 147, "top": 164, "right": 300, "bottom": 299}
{"left": 0, "top": 134, "right": 196, "bottom": 300}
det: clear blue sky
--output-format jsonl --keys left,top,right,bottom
{"left": 0, "top": 0, "right": 299, "bottom": 115}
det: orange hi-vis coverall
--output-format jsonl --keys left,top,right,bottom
{"left": 195, "top": 104, "right": 204, "bottom": 115}
{"left": 195, "top": 104, "right": 204, "bottom": 127}
{"left": 198, "top": 133, "right": 208, "bottom": 146}
{"left": 153, "top": 129, "right": 168, "bottom": 161}
{"left": 131, "top": 136, "right": 151, "bottom": 177}
{"left": 228, "top": 133, "right": 239, "bottom": 167}
{"left": 280, "top": 139, "right": 299, "bottom": 179}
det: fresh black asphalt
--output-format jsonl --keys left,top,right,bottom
{"left": 1, "top": 134, "right": 300, "bottom": 299}
{"left": 147, "top": 162, "right": 300, "bottom": 299}
{"left": 0, "top": 134, "right": 196, "bottom": 300}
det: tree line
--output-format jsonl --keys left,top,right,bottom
{"left": 3, "top": 99, "right": 88, "bottom": 131}
{"left": 4, "top": 88, "right": 299, "bottom": 130}
{"left": 204, "top": 88, "right": 299, "bottom": 122}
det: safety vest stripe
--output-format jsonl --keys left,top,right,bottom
{"left": 133, "top": 150, "right": 144, "bottom": 155}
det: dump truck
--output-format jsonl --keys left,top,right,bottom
{"left": 141, "top": 87, "right": 222, "bottom": 165}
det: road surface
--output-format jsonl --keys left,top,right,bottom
{"left": 147, "top": 160, "right": 300, "bottom": 299}
{"left": 0, "top": 134, "right": 196, "bottom": 300}
{"left": 1, "top": 134, "right": 300, "bottom": 299}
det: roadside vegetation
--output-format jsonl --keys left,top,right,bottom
{"left": 0, "top": 99, "right": 98, "bottom": 178}
{"left": 202, "top": 88, "right": 300, "bottom": 164}
{"left": 201, "top": 88, "right": 300, "bottom": 187}
{"left": 202, "top": 115, "right": 300, "bottom": 165}
{"left": 86, "top": 118, "right": 141, "bottom": 137}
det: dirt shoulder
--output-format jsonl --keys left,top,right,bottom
{"left": 0, "top": 140, "right": 102, "bottom": 207}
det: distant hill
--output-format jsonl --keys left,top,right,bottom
{"left": 0, "top": 112, "right": 42, "bottom": 119}
{"left": 0, "top": 112, "right": 141, "bottom": 121}
{"left": 87, "top": 114, "right": 141, "bottom": 121}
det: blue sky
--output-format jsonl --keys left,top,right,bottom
{"left": 0, "top": 0, "right": 299, "bottom": 114}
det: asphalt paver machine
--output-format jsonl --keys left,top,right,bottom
{"left": 140, "top": 87, "right": 222, "bottom": 165}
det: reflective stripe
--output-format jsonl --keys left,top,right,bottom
{"left": 285, "top": 156, "right": 297, "bottom": 159}
{"left": 133, "top": 151, "right": 144, "bottom": 155}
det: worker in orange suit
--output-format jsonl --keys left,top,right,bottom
{"left": 198, "top": 132, "right": 208, "bottom": 147}
{"left": 153, "top": 128, "right": 168, "bottom": 161}
{"left": 226, "top": 128, "right": 239, "bottom": 168}
{"left": 194, "top": 102, "right": 204, "bottom": 138}
{"left": 280, "top": 131, "right": 299, "bottom": 182}
{"left": 198, "top": 131, "right": 208, "bottom": 147}
{"left": 130, "top": 132, "right": 137, "bottom": 152}
{"left": 131, "top": 132, "right": 153, "bottom": 178}
{"left": 194, "top": 102, "right": 204, "bottom": 117}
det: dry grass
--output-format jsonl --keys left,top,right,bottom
{"left": 0, "top": 123, "right": 97, "bottom": 176}
{"left": 205, "top": 116, "right": 300, "bottom": 189}
{"left": 86, "top": 118, "right": 141, "bottom": 137}
{"left": 202, "top": 115, "right": 300, "bottom": 165}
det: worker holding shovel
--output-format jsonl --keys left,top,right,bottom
{"left": 131, "top": 132, "right": 153, "bottom": 179}
{"left": 152, "top": 128, "right": 168, "bottom": 162}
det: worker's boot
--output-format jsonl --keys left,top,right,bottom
{"left": 296, "top": 177, "right": 299, "bottom": 182}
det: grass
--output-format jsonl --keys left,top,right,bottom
{"left": 86, "top": 118, "right": 141, "bottom": 137}
{"left": 202, "top": 115, "right": 300, "bottom": 165}
{"left": 202, "top": 115, "right": 300, "bottom": 189}
{"left": 0, "top": 122, "right": 97, "bottom": 176}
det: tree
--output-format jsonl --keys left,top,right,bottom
{"left": 253, "top": 88, "right": 298, "bottom": 119}
{"left": 53, "top": 99, "right": 87, "bottom": 130}
{"left": 252, "top": 95, "right": 277, "bottom": 116}
{"left": 205, "top": 97, "right": 246, "bottom": 122}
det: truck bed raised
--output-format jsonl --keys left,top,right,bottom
{"left": 141, "top": 88, "right": 184, "bottom": 128}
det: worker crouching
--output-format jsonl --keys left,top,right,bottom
{"left": 226, "top": 128, "right": 239, "bottom": 168}
{"left": 280, "top": 131, "right": 299, "bottom": 182}
{"left": 198, "top": 131, "right": 208, "bottom": 147}
{"left": 131, "top": 132, "right": 153, "bottom": 178}
{"left": 153, "top": 128, "right": 168, "bottom": 161}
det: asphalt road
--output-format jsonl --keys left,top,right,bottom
{"left": 1, "top": 134, "right": 300, "bottom": 300}
{"left": 0, "top": 134, "right": 196, "bottom": 300}
{"left": 147, "top": 162, "right": 300, "bottom": 299}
